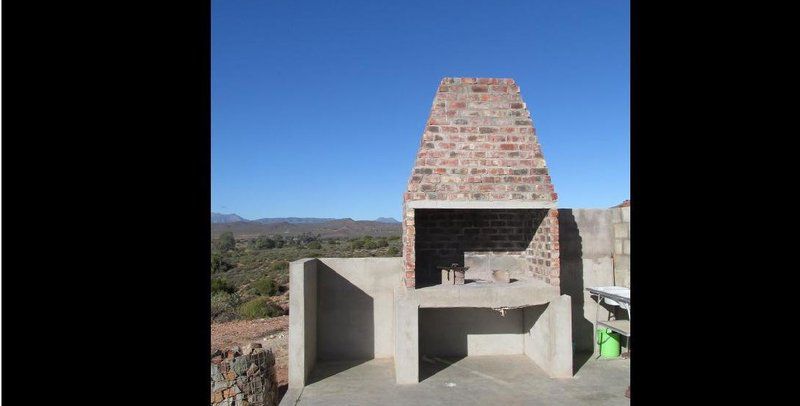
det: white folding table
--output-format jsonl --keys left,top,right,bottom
{"left": 587, "top": 286, "right": 631, "bottom": 356}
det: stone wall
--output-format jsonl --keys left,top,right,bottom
{"left": 402, "top": 77, "right": 559, "bottom": 288}
{"left": 211, "top": 344, "right": 278, "bottom": 406}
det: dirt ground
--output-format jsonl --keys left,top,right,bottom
{"left": 211, "top": 316, "right": 290, "bottom": 396}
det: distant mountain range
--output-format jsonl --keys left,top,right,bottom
{"left": 210, "top": 212, "right": 401, "bottom": 238}
{"left": 211, "top": 213, "right": 246, "bottom": 223}
{"left": 252, "top": 217, "right": 338, "bottom": 224}
{"left": 375, "top": 217, "right": 401, "bottom": 224}
{"left": 211, "top": 212, "right": 398, "bottom": 225}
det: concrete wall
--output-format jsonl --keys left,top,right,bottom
{"left": 393, "top": 287, "right": 419, "bottom": 384}
{"left": 523, "top": 295, "right": 573, "bottom": 378}
{"left": 558, "top": 209, "right": 614, "bottom": 353}
{"left": 315, "top": 258, "right": 403, "bottom": 360}
{"left": 290, "top": 258, "right": 404, "bottom": 388}
{"left": 419, "top": 308, "right": 524, "bottom": 356}
{"left": 288, "top": 258, "right": 318, "bottom": 389}
{"left": 610, "top": 207, "right": 631, "bottom": 288}
{"left": 288, "top": 204, "right": 629, "bottom": 386}
{"left": 464, "top": 252, "right": 528, "bottom": 281}
{"left": 558, "top": 208, "right": 631, "bottom": 354}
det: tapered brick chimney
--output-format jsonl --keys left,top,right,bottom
{"left": 402, "top": 78, "right": 559, "bottom": 288}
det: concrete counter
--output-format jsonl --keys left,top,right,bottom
{"left": 415, "top": 277, "right": 560, "bottom": 309}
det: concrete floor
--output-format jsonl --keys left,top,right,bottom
{"left": 285, "top": 354, "right": 629, "bottom": 405}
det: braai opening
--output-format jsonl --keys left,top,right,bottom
{"left": 414, "top": 208, "right": 551, "bottom": 288}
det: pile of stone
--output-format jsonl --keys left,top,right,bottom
{"left": 211, "top": 343, "right": 278, "bottom": 406}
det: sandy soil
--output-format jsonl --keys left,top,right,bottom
{"left": 211, "top": 316, "right": 290, "bottom": 392}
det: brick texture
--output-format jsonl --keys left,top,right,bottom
{"left": 526, "top": 208, "right": 560, "bottom": 286}
{"left": 402, "top": 78, "right": 559, "bottom": 288}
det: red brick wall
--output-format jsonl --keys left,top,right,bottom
{"left": 403, "top": 78, "right": 559, "bottom": 288}
{"left": 527, "top": 209, "right": 560, "bottom": 286}
{"left": 402, "top": 203, "right": 416, "bottom": 286}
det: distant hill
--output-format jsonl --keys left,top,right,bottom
{"left": 375, "top": 217, "right": 400, "bottom": 224}
{"left": 252, "top": 217, "right": 337, "bottom": 224}
{"left": 211, "top": 213, "right": 336, "bottom": 225}
{"left": 211, "top": 212, "right": 246, "bottom": 223}
{"left": 211, "top": 218, "right": 401, "bottom": 239}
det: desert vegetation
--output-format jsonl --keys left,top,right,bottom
{"left": 210, "top": 232, "right": 402, "bottom": 322}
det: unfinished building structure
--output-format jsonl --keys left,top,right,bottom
{"left": 287, "top": 78, "right": 574, "bottom": 396}
{"left": 395, "top": 77, "right": 571, "bottom": 383}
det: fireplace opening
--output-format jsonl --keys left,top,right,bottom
{"left": 413, "top": 208, "right": 551, "bottom": 288}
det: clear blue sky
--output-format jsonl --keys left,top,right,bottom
{"left": 212, "top": 0, "right": 629, "bottom": 220}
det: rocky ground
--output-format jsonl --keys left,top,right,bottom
{"left": 211, "top": 316, "right": 289, "bottom": 400}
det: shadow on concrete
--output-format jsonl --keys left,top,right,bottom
{"left": 419, "top": 355, "right": 466, "bottom": 381}
{"left": 276, "top": 384, "right": 288, "bottom": 404}
{"left": 418, "top": 307, "right": 523, "bottom": 381}
{"left": 314, "top": 263, "right": 374, "bottom": 379}
{"left": 307, "top": 359, "right": 374, "bottom": 384}
{"left": 558, "top": 209, "right": 596, "bottom": 374}
{"left": 522, "top": 303, "right": 546, "bottom": 332}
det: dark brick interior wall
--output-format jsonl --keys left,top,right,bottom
{"left": 414, "top": 209, "right": 557, "bottom": 287}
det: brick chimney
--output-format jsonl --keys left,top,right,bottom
{"left": 402, "top": 78, "right": 559, "bottom": 288}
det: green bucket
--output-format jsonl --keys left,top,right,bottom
{"left": 597, "top": 328, "right": 621, "bottom": 358}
